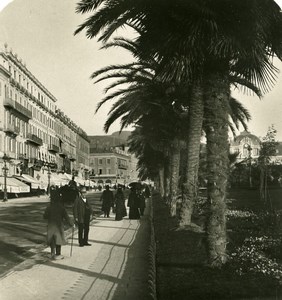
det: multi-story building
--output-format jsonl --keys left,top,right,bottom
{"left": 88, "top": 132, "right": 139, "bottom": 186}
{"left": 0, "top": 44, "right": 90, "bottom": 192}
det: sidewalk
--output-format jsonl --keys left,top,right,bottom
{"left": 0, "top": 200, "right": 153, "bottom": 300}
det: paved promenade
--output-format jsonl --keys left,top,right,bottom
{"left": 0, "top": 199, "right": 152, "bottom": 300}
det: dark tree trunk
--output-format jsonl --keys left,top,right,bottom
{"left": 204, "top": 72, "right": 229, "bottom": 267}
{"left": 159, "top": 166, "right": 165, "bottom": 198}
{"left": 179, "top": 83, "right": 204, "bottom": 226}
{"left": 170, "top": 138, "right": 181, "bottom": 217}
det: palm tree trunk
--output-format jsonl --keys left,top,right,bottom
{"left": 179, "top": 83, "right": 204, "bottom": 226}
{"left": 159, "top": 166, "right": 165, "bottom": 198}
{"left": 164, "top": 156, "right": 171, "bottom": 205}
{"left": 170, "top": 138, "right": 181, "bottom": 217}
{"left": 204, "top": 72, "right": 229, "bottom": 267}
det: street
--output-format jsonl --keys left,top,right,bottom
{"left": 0, "top": 191, "right": 102, "bottom": 278}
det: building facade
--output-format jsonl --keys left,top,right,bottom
{"left": 230, "top": 130, "right": 261, "bottom": 161}
{"left": 88, "top": 133, "right": 139, "bottom": 186}
{"left": 230, "top": 130, "right": 282, "bottom": 164}
{"left": 0, "top": 44, "right": 90, "bottom": 191}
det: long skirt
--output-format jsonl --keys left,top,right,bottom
{"left": 115, "top": 202, "right": 127, "bottom": 220}
{"left": 129, "top": 205, "right": 140, "bottom": 220}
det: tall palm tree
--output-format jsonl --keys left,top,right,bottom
{"left": 75, "top": 0, "right": 282, "bottom": 267}
{"left": 92, "top": 37, "right": 190, "bottom": 203}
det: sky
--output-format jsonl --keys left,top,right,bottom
{"left": 0, "top": 0, "right": 282, "bottom": 140}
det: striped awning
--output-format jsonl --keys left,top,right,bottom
{"left": 0, "top": 177, "right": 30, "bottom": 193}
{"left": 13, "top": 174, "right": 41, "bottom": 189}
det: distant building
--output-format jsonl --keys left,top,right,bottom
{"left": 88, "top": 132, "right": 139, "bottom": 186}
{"left": 230, "top": 130, "right": 282, "bottom": 164}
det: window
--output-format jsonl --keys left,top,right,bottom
{"left": 107, "top": 158, "right": 111, "bottom": 164}
{"left": 99, "top": 159, "right": 103, "bottom": 165}
{"left": 99, "top": 169, "right": 102, "bottom": 175}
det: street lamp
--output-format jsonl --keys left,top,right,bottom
{"left": 2, "top": 154, "right": 11, "bottom": 202}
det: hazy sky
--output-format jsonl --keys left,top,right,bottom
{"left": 0, "top": 0, "right": 282, "bottom": 140}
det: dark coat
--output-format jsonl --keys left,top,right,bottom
{"left": 73, "top": 194, "right": 93, "bottom": 224}
{"left": 43, "top": 203, "right": 71, "bottom": 246}
{"left": 100, "top": 189, "right": 114, "bottom": 212}
{"left": 114, "top": 190, "right": 127, "bottom": 220}
{"left": 127, "top": 189, "right": 140, "bottom": 220}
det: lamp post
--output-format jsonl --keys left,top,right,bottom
{"left": 2, "top": 154, "right": 11, "bottom": 202}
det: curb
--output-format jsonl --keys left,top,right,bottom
{"left": 147, "top": 196, "right": 157, "bottom": 300}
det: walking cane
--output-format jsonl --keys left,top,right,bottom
{"left": 70, "top": 224, "right": 74, "bottom": 257}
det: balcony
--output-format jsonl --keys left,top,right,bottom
{"left": 26, "top": 133, "right": 43, "bottom": 146}
{"left": 3, "top": 97, "right": 15, "bottom": 109}
{"left": 4, "top": 123, "right": 20, "bottom": 136}
{"left": 48, "top": 144, "right": 60, "bottom": 153}
{"left": 118, "top": 163, "right": 128, "bottom": 170}
{"left": 14, "top": 102, "right": 32, "bottom": 119}
{"left": 18, "top": 154, "right": 28, "bottom": 160}
{"left": 58, "top": 150, "right": 68, "bottom": 158}
{"left": 69, "top": 156, "right": 76, "bottom": 161}
{"left": 3, "top": 97, "right": 32, "bottom": 120}
{"left": 5, "top": 151, "right": 16, "bottom": 160}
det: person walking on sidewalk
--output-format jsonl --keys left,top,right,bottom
{"left": 43, "top": 185, "right": 73, "bottom": 260}
{"left": 73, "top": 186, "right": 93, "bottom": 247}
{"left": 100, "top": 185, "right": 114, "bottom": 218}
{"left": 127, "top": 185, "right": 140, "bottom": 220}
{"left": 138, "top": 187, "right": 146, "bottom": 217}
{"left": 114, "top": 186, "right": 127, "bottom": 221}
{"left": 68, "top": 175, "right": 79, "bottom": 200}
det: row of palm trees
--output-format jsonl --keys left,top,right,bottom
{"left": 75, "top": 0, "right": 282, "bottom": 267}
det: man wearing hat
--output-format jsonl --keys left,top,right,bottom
{"left": 73, "top": 186, "right": 93, "bottom": 247}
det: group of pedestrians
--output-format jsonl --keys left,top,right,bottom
{"left": 43, "top": 181, "right": 93, "bottom": 260}
{"left": 100, "top": 185, "right": 127, "bottom": 220}
{"left": 127, "top": 184, "right": 151, "bottom": 220}
{"left": 43, "top": 180, "right": 151, "bottom": 260}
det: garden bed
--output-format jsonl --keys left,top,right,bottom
{"left": 152, "top": 188, "right": 282, "bottom": 299}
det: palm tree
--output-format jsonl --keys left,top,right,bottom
{"left": 75, "top": 0, "right": 282, "bottom": 267}
{"left": 92, "top": 38, "right": 189, "bottom": 204}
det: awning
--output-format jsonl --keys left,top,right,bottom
{"left": 13, "top": 174, "right": 41, "bottom": 189}
{"left": 0, "top": 177, "right": 30, "bottom": 193}
{"left": 75, "top": 176, "right": 86, "bottom": 187}
{"left": 35, "top": 172, "right": 63, "bottom": 189}
{"left": 85, "top": 180, "right": 96, "bottom": 187}
{"left": 56, "top": 173, "right": 70, "bottom": 186}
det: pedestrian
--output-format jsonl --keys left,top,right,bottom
{"left": 144, "top": 184, "right": 151, "bottom": 199}
{"left": 68, "top": 175, "right": 79, "bottom": 194}
{"left": 114, "top": 186, "right": 127, "bottom": 221}
{"left": 138, "top": 187, "right": 146, "bottom": 216}
{"left": 100, "top": 185, "right": 114, "bottom": 218}
{"left": 43, "top": 185, "right": 73, "bottom": 260}
{"left": 127, "top": 185, "right": 140, "bottom": 220}
{"left": 73, "top": 186, "right": 93, "bottom": 247}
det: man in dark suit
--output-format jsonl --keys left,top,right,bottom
{"left": 73, "top": 187, "right": 93, "bottom": 247}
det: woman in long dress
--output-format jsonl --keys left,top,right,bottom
{"left": 127, "top": 186, "right": 140, "bottom": 220}
{"left": 43, "top": 186, "right": 72, "bottom": 260}
{"left": 114, "top": 187, "right": 127, "bottom": 221}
